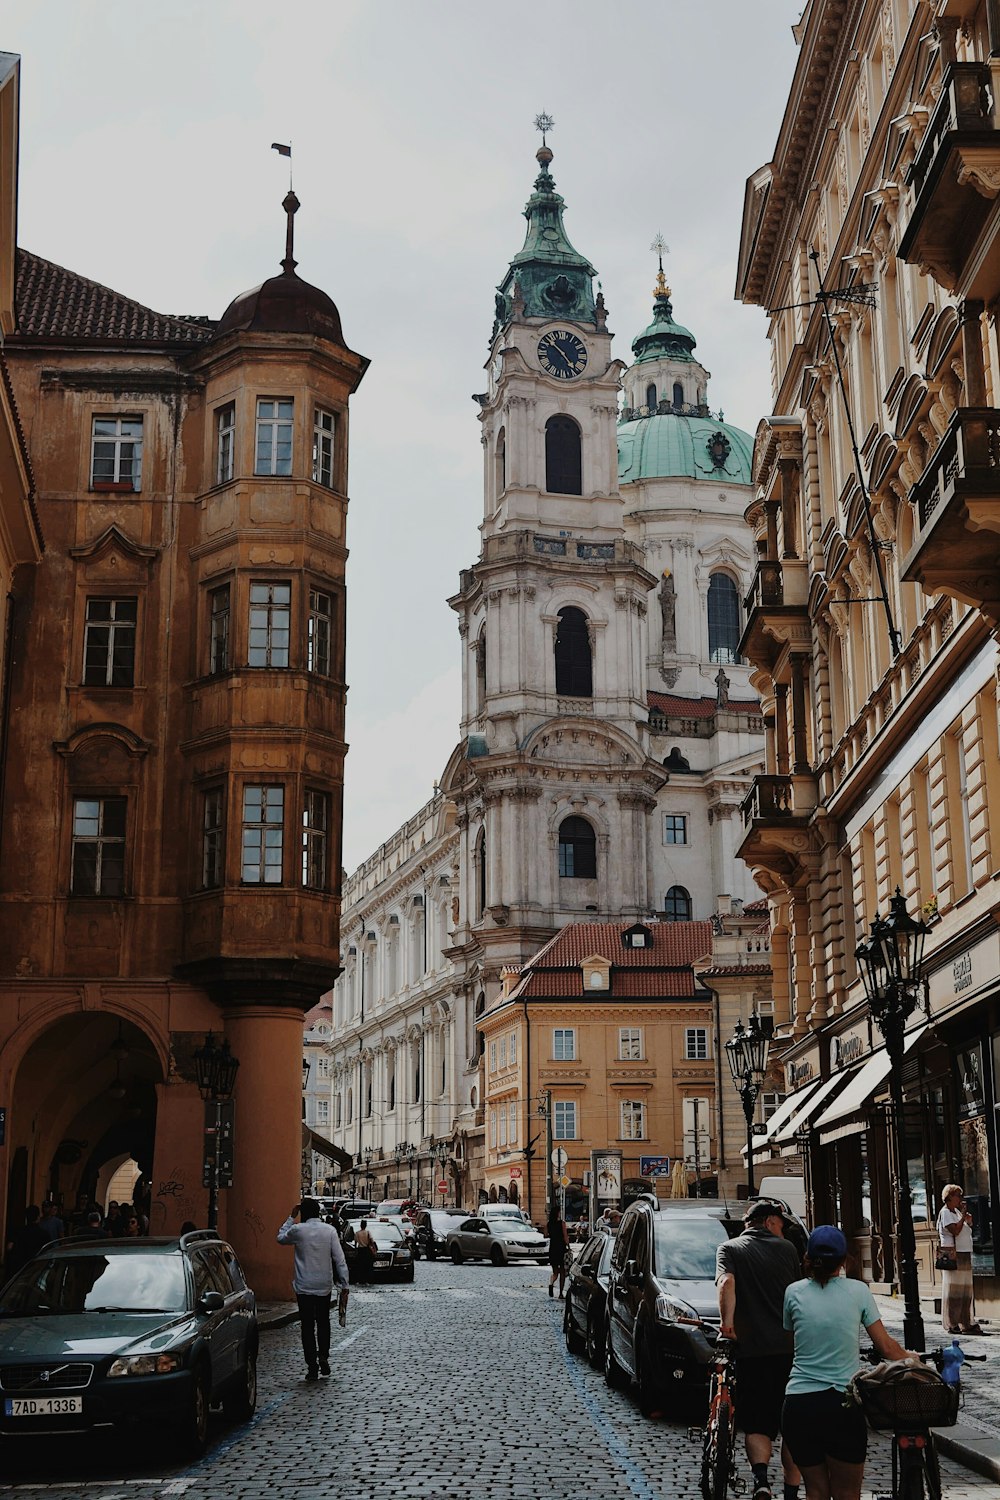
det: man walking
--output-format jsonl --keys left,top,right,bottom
{"left": 716, "top": 1200, "right": 803, "bottom": 1500}
{"left": 277, "top": 1198, "right": 350, "bottom": 1382}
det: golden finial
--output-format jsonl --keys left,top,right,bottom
{"left": 651, "top": 232, "right": 671, "bottom": 299}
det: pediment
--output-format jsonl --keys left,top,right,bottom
{"left": 526, "top": 719, "right": 641, "bottom": 766}
{"left": 69, "top": 525, "right": 158, "bottom": 582}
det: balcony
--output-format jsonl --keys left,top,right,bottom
{"left": 897, "top": 63, "right": 1000, "bottom": 296}
{"left": 738, "top": 773, "right": 818, "bottom": 883}
{"left": 902, "top": 407, "right": 1000, "bottom": 621}
{"left": 739, "top": 557, "right": 810, "bottom": 675}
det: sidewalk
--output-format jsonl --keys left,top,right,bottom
{"left": 874, "top": 1293, "right": 1000, "bottom": 1483}
{"left": 257, "top": 1300, "right": 299, "bottom": 1330}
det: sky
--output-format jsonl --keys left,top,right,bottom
{"left": 4, "top": 1, "right": 801, "bottom": 869}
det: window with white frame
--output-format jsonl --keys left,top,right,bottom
{"left": 685, "top": 1027, "right": 709, "bottom": 1060}
{"left": 307, "top": 588, "right": 333, "bottom": 675}
{"left": 553, "top": 1100, "right": 577, "bottom": 1139}
{"left": 509, "top": 1031, "right": 517, "bottom": 1065}
{"left": 71, "top": 796, "right": 126, "bottom": 896}
{"left": 91, "top": 416, "right": 142, "bottom": 489}
{"left": 248, "top": 581, "right": 291, "bottom": 667}
{"left": 499, "top": 1037, "right": 507, "bottom": 1068}
{"left": 255, "top": 398, "right": 293, "bottom": 475}
{"left": 216, "top": 403, "right": 235, "bottom": 484}
{"left": 317, "top": 1056, "right": 331, "bottom": 1079}
{"left": 499, "top": 1107, "right": 507, "bottom": 1146}
{"left": 489, "top": 1040, "right": 497, "bottom": 1072}
{"left": 312, "top": 407, "right": 335, "bottom": 488}
{"left": 316, "top": 1098, "right": 329, "bottom": 1126}
{"left": 201, "top": 787, "right": 224, "bottom": 890}
{"left": 301, "top": 789, "right": 329, "bottom": 890}
{"left": 489, "top": 1108, "right": 497, "bottom": 1147}
{"left": 621, "top": 1100, "right": 645, "bottom": 1140}
{"left": 241, "top": 785, "right": 284, "bottom": 884}
{"left": 762, "top": 1090, "right": 785, "bottom": 1121}
{"left": 83, "top": 596, "right": 138, "bottom": 687}
{"left": 553, "top": 1028, "right": 576, "bottom": 1061}
{"left": 619, "top": 1027, "right": 643, "bottom": 1061}
{"left": 663, "top": 813, "right": 688, "bottom": 845}
{"left": 508, "top": 1099, "right": 517, "bottom": 1143}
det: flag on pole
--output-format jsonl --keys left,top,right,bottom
{"left": 271, "top": 142, "right": 291, "bottom": 157}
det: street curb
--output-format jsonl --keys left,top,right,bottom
{"left": 933, "top": 1424, "right": 1000, "bottom": 1484}
{"left": 258, "top": 1308, "right": 299, "bottom": 1331}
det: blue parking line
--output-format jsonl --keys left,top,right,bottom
{"left": 553, "top": 1306, "right": 661, "bottom": 1500}
{"left": 181, "top": 1392, "right": 289, "bottom": 1476}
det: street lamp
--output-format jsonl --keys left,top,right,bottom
{"left": 404, "top": 1142, "right": 417, "bottom": 1200}
{"left": 193, "top": 1031, "right": 240, "bottom": 1230}
{"left": 394, "top": 1142, "right": 405, "bottom": 1195}
{"left": 856, "top": 886, "right": 929, "bottom": 1352}
{"left": 433, "top": 1140, "right": 450, "bottom": 1206}
{"left": 725, "top": 1013, "right": 770, "bottom": 1199}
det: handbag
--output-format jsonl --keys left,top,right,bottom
{"left": 935, "top": 1245, "right": 957, "bottom": 1271}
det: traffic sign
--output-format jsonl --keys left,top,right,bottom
{"left": 509, "top": 1165, "right": 522, "bottom": 1178}
{"left": 551, "top": 1147, "right": 568, "bottom": 1171}
{"left": 558, "top": 1173, "right": 571, "bottom": 1188}
{"left": 752, "top": 1122, "right": 768, "bottom": 1136}
{"left": 437, "top": 1179, "right": 447, "bottom": 1192}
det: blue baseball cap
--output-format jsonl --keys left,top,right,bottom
{"left": 807, "top": 1224, "right": 847, "bottom": 1260}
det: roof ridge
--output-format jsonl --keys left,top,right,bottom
{"left": 14, "top": 248, "right": 215, "bottom": 344}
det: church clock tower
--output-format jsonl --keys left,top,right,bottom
{"left": 444, "top": 122, "right": 666, "bottom": 990}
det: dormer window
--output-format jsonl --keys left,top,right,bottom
{"left": 621, "top": 922, "right": 654, "bottom": 949}
{"left": 581, "top": 954, "right": 611, "bottom": 992}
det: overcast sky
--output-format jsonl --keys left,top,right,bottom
{"left": 6, "top": 1, "right": 800, "bottom": 868}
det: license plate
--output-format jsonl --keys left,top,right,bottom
{"left": 374, "top": 1256, "right": 391, "bottom": 1267}
{"left": 4, "top": 1396, "right": 83, "bottom": 1417}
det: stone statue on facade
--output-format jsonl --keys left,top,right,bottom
{"left": 658, "top": 571, "right": 677, "bottom": 657}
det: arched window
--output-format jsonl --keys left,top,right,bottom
{"left": 475, "top": 627, "right": 486, "bottom": 715}
{"left": 545, "top": 414, "right": 582, "bottom": 495}
{"left": 495, "top": 426, "right": 506, "bottom": 499}
{"left": 476, "top": 827, "right": 487, "bottom": 919}
{"left": 559, "top": 816, "right": 597, "bottom": 879}
{"left": 645, "top": 382, "right": 657, "bottom": 410}
{"left": 708, "top": 572, "right": 742, "bottom": 664}
{"left": 555, "top": 606, "right": 592, "bottom": 696}
{"left": 663, "top": 885, "right": 692, "bottom": 921}
{"left": 346, "top": 1086, "right": 353, "bottom": 1124}
{"left": 672, "top": 382, "right": 684, "bottom": 409}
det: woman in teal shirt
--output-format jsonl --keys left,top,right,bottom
{"left": 781, "top": 1226, "right": 916, "bottom": 1500}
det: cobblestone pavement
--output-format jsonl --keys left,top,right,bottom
{"left": 0, "top": 1262, "right": 994, "bottom": 1499}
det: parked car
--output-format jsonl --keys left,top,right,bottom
{"left": 331, "top": 1200, "right": 376, "bottom": 1234}
{"left": 377, "top": 1212, "right": 416, "bottom": 1248}
{"left": 341, "top": 1219, "right": 414, "bottom": 1282}
{"left": 477, "top": 1204, "right": 531, "bottom": 1226}
{"left": 0, "top": 1230, "right": 257, "bottom": 1452}
{"left": 563, "top": 1230, "right": 614, "bottom": 1367}
{"left": 604, "top": 1200, "right": 738, "bottom": 1415}
{"left": 412, "top": 1208, "right": 469, "bottom": 1259}
{"left": 374, "top": 1199, "right": 416, "bottom": 1219}
{"left": 446, "top": 1216, "right": 549, "bottom": 1265}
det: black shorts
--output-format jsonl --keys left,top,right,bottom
{"left": 781, "top": 1389, "right": 868, "bottom": 1469}
{"left": 734, "top": 1354, "right": 793, "bottom": 1440}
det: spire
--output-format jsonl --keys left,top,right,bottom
{"left": 492, "top": 115, "right": 598, "bottom": 334}
{"left": 281, "top": 190, "right": 300, "bottom": 276}
{"left": 630, "top": 233, "right": 697, "bottom": 365}
{"left": 651, "top": 232, "right": 671, "bottom": 301}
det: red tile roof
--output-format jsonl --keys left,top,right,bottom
{"left": 648, "top": 691, "right": 760, "bottom": 718}
{"left": 532, "top": 919, "right": 713, "bottom": 968}
{"left": 13, "top": 249, "right": 216, "bottom": 346}
{"left": 521, "top": 969, "right": 699, "bottom": 997}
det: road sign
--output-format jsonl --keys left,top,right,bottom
{"left": 509, "top": 1165, "right": 522, "bottom": 1178}
{"left": 551, "top": 1147, "right": 568, "bottom": 1171}
{"left": 752, "top": 1122, "right": 768, "bottom": 1136}
{"left": 558, "top": 1173, "right": 571, "bottom": 1188}
{"left": 202, "top": 1100, "right": 235, "bottom": 1189}
{"left": 437, "top": 1179, "right": 447, "bottom": 1192}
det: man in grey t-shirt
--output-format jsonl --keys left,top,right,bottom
{"left": 716, "top": 1201, "right": 802, "bottom": 1500}
{"left": 277, "top": 1198, "right": 349, "bottom": 1381}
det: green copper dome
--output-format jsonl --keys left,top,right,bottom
{"left": 618, "top": 413, "right": 753, "bottom": 486}
{"left": 494, "top": 144, "right": 597, "bottom": 332}
{"left": 631, "top": 285, "right": 697, "bottom": 364}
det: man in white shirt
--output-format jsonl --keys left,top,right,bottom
{"left": 277, "top": 1198, "right": 350, "bottom": 1381}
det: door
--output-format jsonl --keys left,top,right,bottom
{"left": 608, "top": 1213, "right": 639, "bottom": 1370}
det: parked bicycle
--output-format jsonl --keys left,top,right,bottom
{"left": 854, "top": 1345, "right": 986, "bottom": 1500}
{"left": 689, "top": 1329, "right": 742, "bottom": 1500}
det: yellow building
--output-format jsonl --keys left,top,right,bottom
{"left": 481, "top": 920, "right": 716, "bottom": 1224}
{"left": 737, "top": 0, "right": 1000, "bottom": 1305}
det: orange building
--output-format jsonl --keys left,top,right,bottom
{"left": 0, "top": 103, "right": 366, "bottom": 1294}
{"left": 481, "top": 920, "right": 717, "bottom": 1224}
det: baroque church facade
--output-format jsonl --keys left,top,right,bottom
{"left": 325, "top": 138, "right": 765, "bottom": 1205}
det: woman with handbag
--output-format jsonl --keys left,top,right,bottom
{"left": 936, "top": 1183, "right": 982, "bottom": 1335}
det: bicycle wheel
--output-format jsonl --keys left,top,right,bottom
{"left": 922, "top": 1439, "right": 942, "bottom": 1500}
{"left": 700, "top": 1400, "right": 733, "bottom": 1500}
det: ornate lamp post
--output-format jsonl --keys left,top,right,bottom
{"left": 349, "top": 1153, "right": 361, "bottom": 1201}
{"left": 362, "top": 1145, "right": 375, "bottom": 1199}
{"left": 434, "top": 1140, "right": 450, "bottom": 1206}
{"left": 193, "top": 1032, "right": 240, "bottom": 1230}
{"left": 404, "top": 1143, "right": 417, "bottom": 1200}
{"left": 856, "top": 887, "right": 929, "bottom": 1352}
{"left": 725, "top": 1013, "right": 770, "bottom": 1199}
{"left": 394, "top": 1142, "right": 405, "bottom": 1195}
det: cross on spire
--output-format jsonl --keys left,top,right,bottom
{"left": 533, "top": 111, "right": 555, "bottom": 145}
{"left": 650, "top": 232, "right": 671, "bottom": 299}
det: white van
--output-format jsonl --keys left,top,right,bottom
{"left": 757, "top": 1175, "right": 806, "bottom": 1218}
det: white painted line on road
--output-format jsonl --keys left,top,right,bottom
{"left": 334, "top": 1323, "right": 368, "bottom": 1351}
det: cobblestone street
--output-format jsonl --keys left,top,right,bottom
{"left": 0, "top": 1260, "right": 994, "bottom": 1499}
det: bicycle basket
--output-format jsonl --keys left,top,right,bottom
{"left": 852, "top": 1363, "right": 959, "bottom": 1432}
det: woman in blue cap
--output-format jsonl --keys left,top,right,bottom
{"left": 780, "top": 1225, "right": 918, "bottom": 1500}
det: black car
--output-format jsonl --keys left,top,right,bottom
{"left": 563, "top": 1230, "right": 614, "bottom": 1368}
{"left": 604, "top": 1200, "right": 739, "bottom": 1415}
{"left": 0, "top": 1231, "right": 257, "bottom": 1452}
{"left": 341, "top": 1220, "right": 414, "bottom": 1282}
{"left": 411, "top": 1208, "right": 469, "bottom": 1259}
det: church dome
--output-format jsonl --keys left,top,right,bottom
{"left": 617, "top": 412, "right": 753, "bottom": 486}
{"left": 214, "top": 190, "right": 345, "bottom": 344}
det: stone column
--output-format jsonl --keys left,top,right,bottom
{"left": 223, "top": 1006, "right": 305, "bottom": 1302}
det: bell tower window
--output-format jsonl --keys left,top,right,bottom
{"left": 672, "top": 382, "right": 684, "bottom": 410}
{"left": 645, "top": 383, "right": 656, "bottom": 410}
{"left": 554, "top": 607, "right": 592, "bottom": 697}
{"left": 495, "top": 426, "right": 506, "bottom": 500}
{"left": 544, "top": 414, "right": 582, "bottom": 495}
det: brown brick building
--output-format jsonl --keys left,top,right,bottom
{"left": 0, "top": 156, "right": 366, "bottom": 1295}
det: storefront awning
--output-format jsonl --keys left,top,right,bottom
{"left": 303, "top": 1124, "right": 353, "bottom": 1171}
{"left": 774, "top": 1071, "right": 853, "bottom": 1155}
{"left": 814, "top": 1025, "right": 927, "bottom": 1146}
{"left": 746, "top": 1076, "right": 825, "bottom": 1164}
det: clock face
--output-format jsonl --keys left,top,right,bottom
{"left": 537, "top": 329, "right": 588, "bottom": 380}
